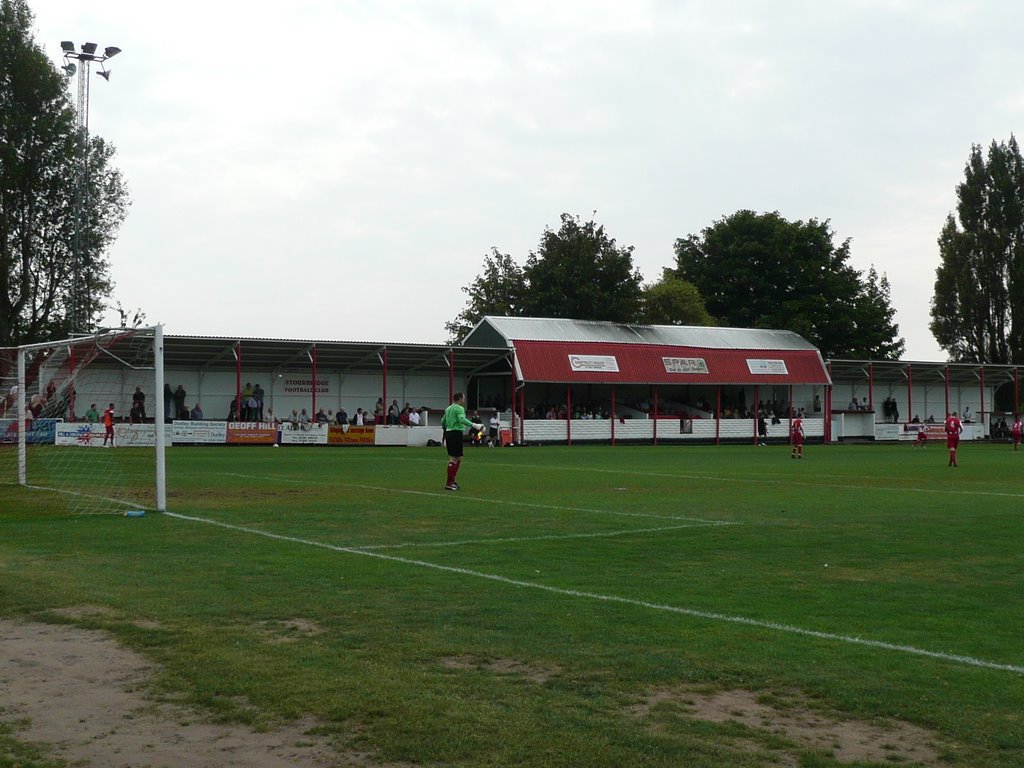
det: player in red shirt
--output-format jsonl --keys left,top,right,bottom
{"left": 944, "top": 411, "right": 963, "bottom": 467}
{"left": 1012, "top": 416, "right": 1022, "bottom": 451}
{"left": 102, "top": 403, "right": 116, "bottom": 447}
{"left": 790, "top": 415, "right": 804, "bottom": 459}
{"left": 912, "top": 425, "right": 927, "bottom": 448}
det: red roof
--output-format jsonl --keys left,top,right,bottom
{"left": 512, "top": 340, "right": 831, "bottom": 385}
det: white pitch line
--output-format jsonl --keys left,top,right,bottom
{"left": 353, "top": 522, "right": 729, "bottom": 551}
{"left": 220, "top": 472, "right": 731, "bottom": 525}
{"left": 164, "top": 510, "right": 1024, "bottom": 676}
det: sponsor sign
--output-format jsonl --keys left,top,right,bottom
{"left": 282, "top": 377, "right": 330, "bottom": 395}
{"left": 568, "top": 354, "right": 619, "bottom": 372}
{"left": 328, "top": 425, "right": 375, "bottom": 445}
{"left": 1, "top": 418, "right": 59, "bottom": 444}
{"left": 226, "top": 422, "right": 278, "bottom": 445}
{"left": 746, "top": 359, "right": 789, "bottom": 375}
{"left": 173, "top": 421, "right": 229, "bottom": 444}
{"left": 280, "top": 428, "right": 329, "bottom": 445}
{"left": 662, "top": 357, "right": 709, "bottom": 374}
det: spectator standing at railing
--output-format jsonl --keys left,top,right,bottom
{"left": 408, "top": 407, "right": 421, "bottom": 426}
{"left": 253, "top": 383, "right": 265, "bottom": 420}
{"left": 190, "top": 403, "right": 204, "bottom": 420}
{"left": 173, "top": 385, "right": 187, "bottom": 420}
{"left": 132, "top": 386, "right": 146, "bottom": 419}
{"left": 85, "top": 403, "right": 100, "bottom": 423}
{"left": 164, "top": 383, "right": 173, "bottom": 422}
{"left": 336, "top": 406, "right": 348, "bottom": 425}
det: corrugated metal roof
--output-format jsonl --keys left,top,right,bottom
{"left": 465, "top": 316, "right": 818, "bottom": 350}
{"left": 513, "top": 340, "right": 831, "bottom": 385}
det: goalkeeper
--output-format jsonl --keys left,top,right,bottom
{"left": 441, "top": 392, "right": 483, "bottom": 491}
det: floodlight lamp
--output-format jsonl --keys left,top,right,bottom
{"left": 62, "top": 63, "right": 76, "bottom": 76}
{"left": 104, "top": 46, "right": 121, "bottom": 59}
{"left": 97, "top": 69, "right": 111, "bottom": 81}
{"left": 81, "top": 42, "right": 98, "bottom": 55}
{"left": 61, "top": 40, "right": 74, "bottom": 52}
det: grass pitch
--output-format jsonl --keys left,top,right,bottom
{"left": 1, "top": 441, "right": 1022, "bottom": 767}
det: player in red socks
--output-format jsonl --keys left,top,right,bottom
{"left": 441, "top": 392, "right": 483, "bottom": 491}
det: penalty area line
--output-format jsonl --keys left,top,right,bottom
{"left": 163, "top": 510, "right": 1024, "bottom": 677}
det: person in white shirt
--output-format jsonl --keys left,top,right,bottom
{"left": 408, "top": 408, "right": 421, "bottom": 426}
{"left": 488, "top": 413, "right": 500, "bottom": 446}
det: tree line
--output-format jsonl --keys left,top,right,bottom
{"left": 446, "top": 210, "right": 905, "bottom": 360}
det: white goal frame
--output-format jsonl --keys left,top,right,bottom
{"left": 2, "top": 325, "right": 166, "bottom": 513}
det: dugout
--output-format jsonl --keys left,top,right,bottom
{"left": 462, "top": 317, "right": 833, "bottom": 445}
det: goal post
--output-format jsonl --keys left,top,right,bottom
{"left": 0, "top": 325, "right": 166, "bottom": 515}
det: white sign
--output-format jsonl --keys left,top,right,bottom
{"left": 746, "top": 359, "right": 789, "bottom": 375}
{"left": 172, "top": 421, "right": 228, "bottom": 444}
{"left": 568, "top": 355, "right": 619, "bottom": 372}
{"left": 662, "top": 357, "right": 709, "bottom": 374}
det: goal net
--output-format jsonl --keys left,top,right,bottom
{"left": 0, "top": 326, "right": 166, "bottom": 515}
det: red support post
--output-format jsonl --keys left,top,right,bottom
{"left": 753, "top": 385, "right": 759, "bottom": 445}
{"left": 381, "top": 346, "right": 388, "bottom": 424}
{"left": 944, "top": 365, "right": 950, "bottom": 417}
{"left": 235, "top": 342, "right": 242, "bottom": 423}
{"left": 611, "top": 386, "right": 617, "bottom": 447}
{"left": 715, "top": 386, "right": 721, "bottom": 446}
{"left": 566, "top": 384, "right": 572, "bottom": 446}
{"left": 652, "top": 386, "right": 658, "bottom": 447}
{"left": 980, "top": 366, "right": 986, "bottom": 426}
{"left": 312, "top": 344, "right": 318, "bottom": 418}
{"left": 868, "top": 362, "right": 874, "bottom": 413}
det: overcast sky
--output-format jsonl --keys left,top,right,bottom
{"left": 29, "top": 1, "right": 1024, "bottom": 360}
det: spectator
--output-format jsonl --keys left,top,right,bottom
{"left": 399, "top": 407, "right": 410, "bottom": 426}
{"left": 173, "top": 385, "right": 187, "bottom": 420}
{"left": 129, "top": 401, "right": 144, "bottom": 424}
{"left": 298, "top": 408, "right": 312, "bottom": 429}
{"left": 387, "top": 404, "right": 399, "bottom": 425}
{"left": 848, "top": 397, "right": 859, "bottom": 410}
{"left": 164, "top": 383, "right": 173, "bottom": 421}
{"left": 354, "top": 407, "right": 365, "bottom": 426}
{"left": 190, "top": 403, "right": 204, "bottom": 420}
{"left": 315, "top": 407, "right": 330, "bottom": 424}
{"left": 253, "top": 383, "right": 265, "bottom": 420}
{"left": 408, "top": 407, "right": 421, "bottom": 426}
{"left": 489, "top": 413, "right": 500, "bottom": 446}
{"left": 962, "top": 405, "right": 973, "bottom": 423}
{"left": 85, "top": 403, "right": 100, "bottom": 423}
{"left": 265, "top": 408, "right": 281, "bottom": 426}
{"left": 132, "top": 386, "right": 146, "bottom": 419}
{"left": 289, "top": 409, "right": 300, "bottom": 428}
{"left": 227, "top": 399, "right": 238, "bottom": 421}
{"left": 246, "top": 393, "right": 259, "bottom": 420}
{"left": 336, "top": 406, "right": 349, "bottom": 425}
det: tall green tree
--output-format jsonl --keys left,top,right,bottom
{"left": 672, "top": 210, "right": 904, "bottom": 359}
{"left": 0, "top": 0, "right": 128, "bottom": 346}
{"left": 930, "top": 136, "right": 1024, "bottom": 363}
{"left": 519, "top": 213, "right": 644, "bottom": 322}
{"left": 444, "top": 248, "right": 525, "bottom": 343}
{"left": 446, "top": 213, "right": 647, "bottom": 340}
{"left": 641, "top": 271, "right": 714, "bottom": 326}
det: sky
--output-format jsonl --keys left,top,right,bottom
{"left": 28, "top": 1, "right": 1024, "bottom": 360}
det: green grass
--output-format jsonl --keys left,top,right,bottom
{"left": 1, "top": 442, "right": 1023, "bottom": 766}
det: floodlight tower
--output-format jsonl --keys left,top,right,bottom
{"left": 60, "top": 41, "right": 121, "bottom": 332}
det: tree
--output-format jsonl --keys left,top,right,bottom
{"left": 930, "top": 137, "right": 1024, "bottom": 363}
{"left": 641, "top": 271, "right": 714, "bottom": 326}
{"left": 444, "top": 248, "right": 526, "bottom": 343}
{"left": 519, "top": 213, "right": 644, "bottom": 323}
{"left": 0, "top": 0, "right": 128, "bottom": 346}
{"left": 672, "top": 210, "right": 904, "bottom": 359}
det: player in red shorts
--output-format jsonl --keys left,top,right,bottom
{"left": 790, "top": 414, "right": 804, "bottom": 459}
{"left": 912, "top": 425, "right": 927, "bottom": 448}
{"left": 1012, "top": 416, "right": 1022, "bottom": 451}
{"left": 944, "top": 411, "right": 963, "bottom": 467}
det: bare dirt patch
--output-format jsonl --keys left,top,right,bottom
{"left": 629, "top": 685, "right": 944, "bottom": 766}
{"left": 438, "top": 654, "right": 560, "bottom": 684}
{"left": 0, "top": 618, "right": 347, "bottom": 767}
{"left": 256, "top": 617, "right": 328, "bottom": 645}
